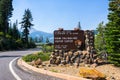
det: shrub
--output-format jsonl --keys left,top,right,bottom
{"left": 42, "top": 44, "right": 54, "bottom": 52}
{"left": 22, "top": 52, "right": 51, "bottom": 62}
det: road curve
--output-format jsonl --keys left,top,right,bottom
{"left": 0, "top": 49, "right": 64, "bottom": 80}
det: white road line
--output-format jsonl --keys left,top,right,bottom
{"left": 9, "top": 57, "right": 22, "bottom": 80}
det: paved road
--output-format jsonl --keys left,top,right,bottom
{"left": 0, "top": 49, "right": 64, "bottom": 80}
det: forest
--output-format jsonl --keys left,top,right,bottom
{"left": 0, "top": 0, "right": 35, "bottom": 50}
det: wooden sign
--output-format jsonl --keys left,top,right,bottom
{"left": 54, "top": 30, "right": 85, "bottom": 50}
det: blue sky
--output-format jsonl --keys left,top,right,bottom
{"left": 11, "top": 0, "right": 109, "bottom": 33}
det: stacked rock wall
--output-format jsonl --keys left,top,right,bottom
{"left": 50, "top": 49, "right": 98, "bottom": 66}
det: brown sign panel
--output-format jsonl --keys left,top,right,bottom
{"left": 54, "top": 30, "right": 85, "bottom": 50}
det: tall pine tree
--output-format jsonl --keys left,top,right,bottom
{"left": 0, "top": 0, "right": 13, "bottom": 35}
{"left": 20, "top": 9, "right": 33, "bottom": 47}
{"left": 105, "top": 0, "right": 120, "bottom": 66}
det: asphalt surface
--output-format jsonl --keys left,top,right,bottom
{"left": 0, "top": 49, "right": 64, "bottom": 80}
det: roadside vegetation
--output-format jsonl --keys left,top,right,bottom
{"left": 0, "top": 0, "right": 36, "bottom": 50}
{"left": 22, "top": 44, "right": 54, "bottom": 62}
{"left": 22, "top": 52, "right": 51, "bottom": 62}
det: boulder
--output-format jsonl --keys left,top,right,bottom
{"left": 79, "top": 67, "right": 106, "bottom": 80}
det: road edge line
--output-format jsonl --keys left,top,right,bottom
{"left": 9, "top": 57, "right": 22, "bottom": 80}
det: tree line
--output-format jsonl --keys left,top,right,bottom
{"left": 0, "top": 0, "right": 35, "bottom": 50}
{"left": 95, "top": 0, "right": 120, "bottom": 66}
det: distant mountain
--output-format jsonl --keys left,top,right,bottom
{"left": 29, "top": 28, "right": 54, "bottom": 43}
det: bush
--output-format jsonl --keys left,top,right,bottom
{"left": 22, "top": 52, "right": 51, "bottom": 62}
{"left": 42, "top": 44, "right": 54, "bottom": 52}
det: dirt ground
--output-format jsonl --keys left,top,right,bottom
{"left": 36, "top": 61, "right": 120, "bottom": 80}
{"left": 96, "top": 64, "right": 120, "bottom": 80}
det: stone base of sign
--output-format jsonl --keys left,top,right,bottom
{"left": 49, "top": 50, "right": 98, "bottom": 67}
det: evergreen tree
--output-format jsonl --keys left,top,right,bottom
{"left": 8, "top": 20, "right": 20, "bottom": 40}
{"left": 12, "top": 20, "right": 20, "bottom": 39}
{"left": 20, "top": 9, "right": 34, "bottom": 47}
{"left": 105, "top": 0, "right": 120, "bottom": 66}
{"left": 46, "top": 37, "right": 50, "bottom": 43}
{"left": 95, "top": 22, "right": 106, "bottom": 52}
{"left": 77, "top": 22, "right": 81, "bottom": 30}
{"left": 0, "top": 0, "right": 13, "bottom": 35}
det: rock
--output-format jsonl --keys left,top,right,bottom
{"left": 30, "top": 60, "right": 35, "bottom": 66}
{"left": 74, "top": 63, "right": 79, "bottom": 68}
{"left": 55, "top": 56, "right": 61, "bottom": 65}
{"left": 35, "top": 58, "right": 42, "bottom": 65}
{"left": 39, "top": 65, "right": 43, "bottom": 68}
{"left": 41, "top": 64, "right": 46, "bottom": 67}
{"left": 50, "top": 58, "right": 56, "bottom": 64}
{"left": 74, "top": 51, "right": 79, "bottom": 57}
{"left": 79, "top": 67, "right": 106, "bottom": 80}
{"left": 71, "top": 56, "right": 76, "bottom": 62}
{"left": 59, "top": 64, "right": 64, "bottom": 67}
{"left": 64, "top": 52, "right": 68, "bottom": 58}
{"left": 82, "top": 53, "right": 87, "bottom": 59}
{"left": 66, "top": 56, "right": 70, "bottom": 63}
{"left": 47, "top": 64, "right": 51, "bottom": 67}
{"left": 75, "top": 57, "right": 80, "bottom": 66}
{"left": 68, "top": 51, "right": 73, "bottom": 57}
{"left": 61, "top": 60, "right": 66, "bottom": 65}
{"left": 84, "top": 58, "right": 89, "bottom": 64}
{"left": 91, "top": 63, "right": 98, "bottom": 68}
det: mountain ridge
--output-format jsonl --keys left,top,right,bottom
{"left": 29, "top": 28, "right": 54, "bottom": 43}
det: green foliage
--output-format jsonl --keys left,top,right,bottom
{"left": 20, "top": 8, "right": 34, "bottom": 47}
{"left": 42, "top": 44, "right": 54, "bottom": 52}
{"left": 0, "top": 32, "right": 4, "bottom": 37}
{"left": 22, "top": 52, "right": 51, "bottom": 62}
{"left": 0, "top": 0, "right": 13, "bottom": 34}
{"left": 95, "top": 22, "right": 106, "bottom": 52}
{"left": 15, "top": 39, "right": 24, "bottom": 48}
{"left": 105, "top": 0, "right": 120, "bottom": 66}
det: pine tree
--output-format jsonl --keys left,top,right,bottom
{"left": 77, "top": 22, "right": 81, "bottom": 30}
{"left": 95, "top": 22, "right": 106, "bottom": 52}
{"left": 46, "top": 37, "right": 50, "bottom": 43}
{"left": 0, "top": 0, "right": 13, "bottom": 35}
{"left": 105, "top": 0, "right": 120, "bottom": 66}
{"left": 20, "top": 9, "right": 34, "bottom": 47}
{"left": 12, "top": 20, "right": 20, "bottom": 40}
